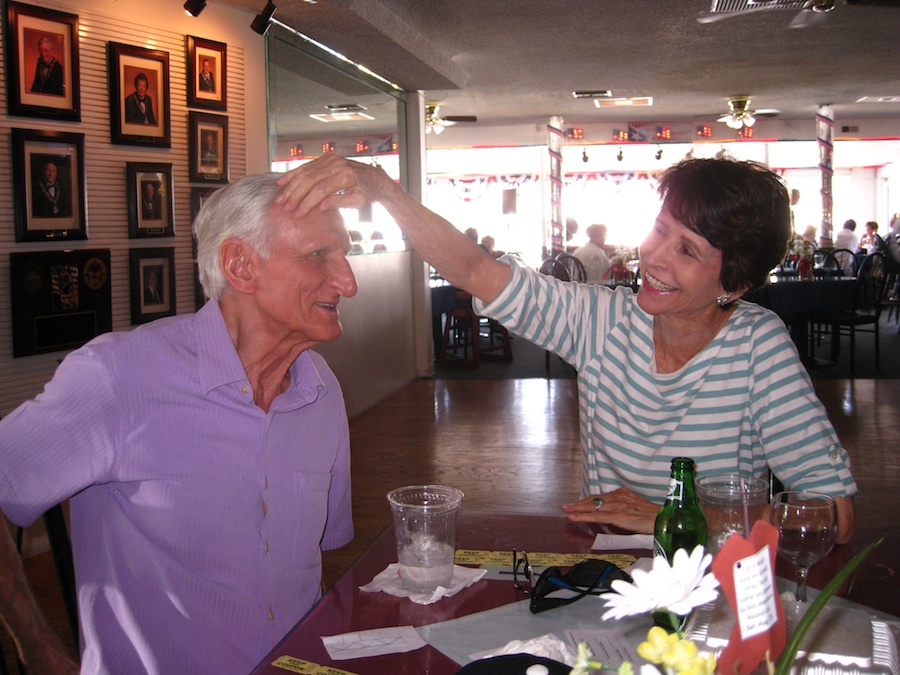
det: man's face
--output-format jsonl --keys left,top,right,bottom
{"left": 44, "top": 162, "right": 57, "bottom": 184}
{"left": 202, "top": 60, "right": 211, "bottom": 74}
{"left": 205, "top": 133, "right": 215, "bottom": 149}
{"left": 136, "top": 79, "right": 148, "bottom": 97}
{"left": 144, "top": 182, "right": 155, "bottom": 199}
{"left": 39, "top": 41, "right": 52, "bottom": 63}
{"left": 250, "top": 207, "right": 358, "bottom": 347}
{"left": 147, "top": 270, "right": 158, "bottom": 289}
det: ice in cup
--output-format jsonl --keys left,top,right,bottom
{"left": 696, "top": 474, "right": 769, "bottom": 554}
{"left": 387, "top": 485, "right": 464, "bottom": 593}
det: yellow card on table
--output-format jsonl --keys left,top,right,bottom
{"left": 272, "top": 656, "right": 358, "bottom": 675}
{"left": 454, "top": 549, "right": 636, "bottom": 568}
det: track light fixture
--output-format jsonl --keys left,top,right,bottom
{"left": 616, "top": 147, "right": 624, "bottom": 162}
{"left": 655, "top": 146, "right": 663, "bottom": 161}
{"left": 251, "top": 1, "right": 277, "bottom": 35}
{"left": 582, "top": 149, "right": 589, "bottom": 163}
{"left": 183, "top": 0, "right": 206, "bottom": 17}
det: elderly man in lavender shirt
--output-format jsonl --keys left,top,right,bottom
{"left": 0, "top": 173, "right": 358, "bottom": 674}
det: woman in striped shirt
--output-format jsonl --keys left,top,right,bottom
{"left": 278, "top": 154, "right": 857, "bottom": 544}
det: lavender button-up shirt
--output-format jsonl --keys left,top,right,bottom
{"left": 0, "top": 301, "right": 353, "bottom": 674}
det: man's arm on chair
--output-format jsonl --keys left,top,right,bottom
{"left": 0, "top": 510, "right": 79, "bottom": 674}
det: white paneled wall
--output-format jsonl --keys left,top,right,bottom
{"left": 0, "top": 1, "right": 248, "bottom": 417}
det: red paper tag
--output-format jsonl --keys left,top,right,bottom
{"left": 710, "top": 520, "right": 786, "bottom": 674}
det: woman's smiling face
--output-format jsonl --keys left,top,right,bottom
{"left": 637, "top": 203, "right": 728, "bottom": 319}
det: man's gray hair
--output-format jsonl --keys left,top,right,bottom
{"left": 193, "top": 172, "right": 284, "bottom": 302}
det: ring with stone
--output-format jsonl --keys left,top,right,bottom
{"left": 592, "top": 497, "right": 604, "bottom": 511}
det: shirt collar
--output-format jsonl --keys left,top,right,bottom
{"left": 195, "top": 300, "right": 328, "bottom": 404}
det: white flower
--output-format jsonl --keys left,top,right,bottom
{"left": 601, "top": 545, "right": 719, "bottom": 621}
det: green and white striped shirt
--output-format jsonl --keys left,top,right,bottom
{"left": 474, "top": 258, "right": 856, "bottom": 504}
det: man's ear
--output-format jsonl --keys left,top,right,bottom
{"left": 220, "top": 238, "right": 257, "bottom": 294}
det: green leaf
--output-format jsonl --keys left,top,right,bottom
{"left": 775, "top": 537, "right": 884, "bottom": 675}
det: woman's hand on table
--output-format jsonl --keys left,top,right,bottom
{"left": 561, "top": 487, "right": 658, "bottom": 534}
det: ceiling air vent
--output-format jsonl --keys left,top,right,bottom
{"left": 709, "top": 0, "right": 809, "bottom": 13}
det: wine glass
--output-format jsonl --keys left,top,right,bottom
{"left": 770, "top": 490, "right": 837, "bottom": 602}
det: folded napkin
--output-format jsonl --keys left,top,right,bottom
{"left": 468, "top": 633, "right": 576, "bottom": 666}
{"left": 360, "top": 563, "right": 487, "bottom": 605}
{"left": 591, "top": 533, "right": 654, "bottom": 550}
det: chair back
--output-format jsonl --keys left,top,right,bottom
{"left": 856, "top": 252, "right": 887, "bottom": 317}
{"left": 812, "top": 249, "right": 843, "bottom": 278}
{"left": 554, "top": 253, "right": 587, "bottom": 283}
{"left": 831, "top": 248, "right": 859, "bottom": 277}
{"left": 875, "top": 233, "right": 900, "bottom": 275}
{"left": 539, "top": 257, "right": 570, "bottom": 281}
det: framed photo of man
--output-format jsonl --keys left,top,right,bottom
{"left": 130, "top": 247, "right": 176, "bottom": 325}
{"left": 186, "top": 35, "right": 226, "bottom": 111}
{"left": 11, "top": 128, "right": 87, "bottom": 242}
{"left": 108, "top": 42, "right": 171, "bottom": 147}
{"left": 127, "top": 162, "right": 174, "bottom": 238}
{"left": 4, "top": 2, "right": 81, "bottom": 121}
{"left": 189, "top": 111, "right": 229, "bottom": 183}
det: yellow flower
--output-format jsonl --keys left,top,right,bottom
{"left": 660, "top": 636, "right": 698, "bottom": 671}
{"left": 636, "top": 626, "right": 679, "bottom": 664}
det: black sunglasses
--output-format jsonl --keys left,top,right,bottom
{"left": 513, "top": 550, "right": 633, "bottom": 614}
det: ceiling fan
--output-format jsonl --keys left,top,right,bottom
{"left": 718, "top": 97, "right": 756, "bottom": 129}
{"left": 425, "top": 104, "right": 477, "bottom": 135}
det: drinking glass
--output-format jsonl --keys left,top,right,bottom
{"left": 769, "top": 490, "right": 837, "bottom": 602}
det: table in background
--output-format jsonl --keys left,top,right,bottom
{"left": 251, "top": 512, "right": 897, "bottom": 675}
{"left": 744, "top": 277, "right": 857, "bottom": 364}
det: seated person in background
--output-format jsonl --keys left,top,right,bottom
{"left": 833, "top": 219, "right": 859, "bottom": 275}
{"left": 802, "top": 224, "right": 817, "bottom": 244}
{"left": 858, "top": 220, "right": 878, "bottom": 253}
{"left": 573, "top": 223, "right": 612, "bottom": 283}
{"left": 278, "top": 155, "right": 857, "bottom": 545}
{"left": 0, "top": 172, "right": 356, "bottom": 674}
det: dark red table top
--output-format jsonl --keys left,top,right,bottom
{"left": 251, "top": 512, "right": 897, "bottom": 675}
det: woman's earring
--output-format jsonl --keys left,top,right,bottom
{"left": 716, "top": 293, "right": 732, "bottom": 307}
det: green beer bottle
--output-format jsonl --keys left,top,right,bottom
{"left": 653, "top": 457, "right": 708, "bottom": 563}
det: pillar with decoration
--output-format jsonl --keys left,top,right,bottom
{"left": 816, "top": 105, "right": 834, "bottom": 246}
{"left": 545, "top": 116, "right": 565, "bottom": 259}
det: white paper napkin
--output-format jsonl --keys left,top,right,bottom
{"left": 359, "top": 563, "right": 488, "bottom": 605}
{"left": 468, "top": 633, "right": 576, "bottom": 665}
{"left": 591, "top": 533, "right": 654, "bottom": 550}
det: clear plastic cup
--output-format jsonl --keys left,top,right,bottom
{"left": 696, "top": 474, "right": 769, "bottom": 555}
{"left": 387, "top": 485, "right": 464, "bottom": 593}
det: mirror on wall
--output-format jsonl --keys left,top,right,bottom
{"left": 266, "top": 24, "right": 408, "bottom": 254}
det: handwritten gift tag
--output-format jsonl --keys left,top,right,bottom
{"left": 732, "top": 544, "right": 779, "bottom": 639}
{"left": 710, "top": 520, "right": 786, "bottom": 675}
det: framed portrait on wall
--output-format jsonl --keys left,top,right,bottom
{"left": 9, "top": 249, "right": 111, "bottom": 357}
{"left": 186, "top": 35, "right": 226, "bottom": 111}
{"left": 4, "top": 2, "right": 81, "bottom": 121}
{"left": 127, "top": 162, "right": 174, "bottom": 238}
{"left": 107, "top": 42, "right": 171, "bottom": 147}
{"left": 189, "top": 111, "right": 229, "bottom": 183}
{"left": 130, "top": 247, "right": 176, "bottom": 325}
{"left": 11, "top": 128, "right": 87, "bottom": 242}
{"left": 190, "top": 187, "right": 218, "bottom": 311}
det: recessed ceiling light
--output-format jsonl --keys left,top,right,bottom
{"left": 594, "top": 97, "right": 653, "bottom": 108}
{"left": 309, "top": 112, "right": 374, "bottom": 123}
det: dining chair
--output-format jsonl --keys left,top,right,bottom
{"left": 2, "top": 503, "right": 78, "bottom": 675}
{"left": 439, "top": 290, "right": 481, "bottom": 368}
{"left": 830, "top": 248, "right": 859, "bottom": 277}
{"left": 810, "top": 252, "right": 887, "bottom": 373}
{"left": 553, "top": 253, "right": 587, "bottom": 283}
{"left": 812, "top": 249, "right": 843, "bottom": 278}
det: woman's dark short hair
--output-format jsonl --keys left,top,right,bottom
{"left": 658, "top": 158, "right": 791, "bottom": 293}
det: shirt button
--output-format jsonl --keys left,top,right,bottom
{"left": 264, "top": 477, "right": 269, "bottom": 489}
{"left": 268, "top": 609, "right": 275, "bottom": 621}
{"left": 241, "top": 385, "right": 250, "bottom": 395}
{"left": 264, "top": 540, "right": 269, "bottom": 553}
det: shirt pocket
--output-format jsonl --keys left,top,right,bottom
{"left": 290, "top": 471, "right": 333, "bottom": 566}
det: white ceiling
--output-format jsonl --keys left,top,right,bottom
{"left": 220, "top": 0, "right": 900, "bottom": 167}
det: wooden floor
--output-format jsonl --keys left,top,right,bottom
{"left": 3, "top": 376, "right": 898, "bottom": 671}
